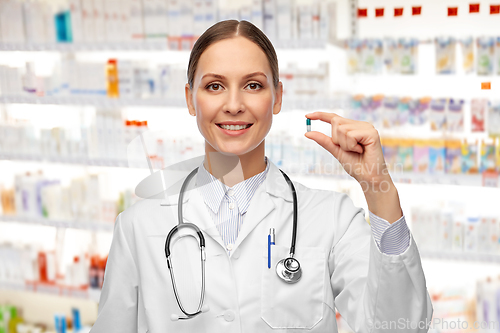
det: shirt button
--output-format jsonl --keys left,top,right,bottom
{"left": 226, "top": 243, "right": 234, "bottom": 251}
{"left": 227, "top": 189, "right": 234, "bottom": 196}
{"left": 228, "top": 202, "right": 235, "bottom": 209}
{"left": 223, "top": 310, "right": 235, "bottom": 322}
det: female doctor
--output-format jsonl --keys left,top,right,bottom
{"left": 90, "top": 20, "right": 432, "bottom": 333}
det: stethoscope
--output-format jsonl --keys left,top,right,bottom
{"left": 165, "top": 166, "right": 301, "bottom": 321}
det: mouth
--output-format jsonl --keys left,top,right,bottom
{"left": 216, "top": 123, "right": 254, "bottom": 131}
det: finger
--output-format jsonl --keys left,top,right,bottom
{"left": 334, "top": 124, "right": 362, "bottom": 154}
{"left": 304, "top": 131, "right": 341, "bottom": 160}
{"left": 330, "top": 113, "right": 354, "bottom": 146}
{"left": 345, "top": 129, "right": 364, "bottom": 154}
{"left": 331, "top": 115, "right": 340, "bottom": 146}
{"left": 305, "top": 111, "right": 352, "bottom": 126}
{"left": 341, "top": 125, "right": 380, "bottom": 147}
{"left": 342, "top": 129, "right": 379, "bottom": 153}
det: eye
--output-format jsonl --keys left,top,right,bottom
{"left": 206, "top": 83, "right": 223, "bottom": 91}
{"left": 247, "top": 82, "right": 263, "bottom": 90}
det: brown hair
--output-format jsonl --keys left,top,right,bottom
{"left": 187, "top": 20, "right": 279, "bottom": 91}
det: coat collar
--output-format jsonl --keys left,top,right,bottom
{"left": 196, "top": 156, "right": 271, "bottom": 215}
{"left": 163, "top": 158, "right": 293, "bottom": 252}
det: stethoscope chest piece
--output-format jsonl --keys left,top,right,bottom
{"left": 276, "top": 257, "right": 302, "bottom": 284}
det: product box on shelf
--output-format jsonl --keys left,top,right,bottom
{"left": 461, "top": 140, "right": 479, "bottom": 174}
{"left": 480, "top": 140, "right": 497, "bottom": 173}
{"left": 489, "top": 101, "right": 500, "bottom": 137}
{"left": 435, "top": 36, "right": 456, "bottom": 74}
{"left": 413, "top": 140, "right": 430, "bottom": 174}
{"left": 447, "top": 99, "right": 464, "bottom": 132}
{"left": 471, "top": 98, "right": 488, "bottom": 132}
{"left": 476, "top": 277, "right": 500, "bottom": 331}
{"left": 477, "top": 37, "right": 495, "bottom": 76}
{"left": 429, "top": 98, "right": 447, "bottom": 131}
{"left": 445, "top": 140, "right": 462, "bottom": 174}
{"left": 460, "top": 36, "right": 474, "bottom": 74}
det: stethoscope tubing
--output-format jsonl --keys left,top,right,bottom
{"left": 278, "top": 169, "right": 297, "bottom": 256}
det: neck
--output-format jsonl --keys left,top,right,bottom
{"left": 203, "top": 142, "right": 267, "bottom": 187}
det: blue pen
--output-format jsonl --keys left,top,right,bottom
{"left": 268, "top": 228, "right": 275, "bottom": 268}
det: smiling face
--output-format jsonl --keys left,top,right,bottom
{"left": 185, "top": 36, "right": 283, "bottom": 158}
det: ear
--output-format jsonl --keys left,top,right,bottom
{"left": 272, "top": 81, "right": 283, "bottom": 115}
{"left": 185, "top": 83, "right": 196, "bottom": 116}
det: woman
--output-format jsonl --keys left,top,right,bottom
{"left": 90, "top": 20, "right": 432, "bottom": 333}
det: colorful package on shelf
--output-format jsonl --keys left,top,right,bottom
{"left": 413, "top": 140, "right": 429, "bottom": 173}
{"left": 496, "top": 138, "right": 500, "bottom": 172}
{"left": 476, "top": 278, "right": 500, "bottom": 329}
{"left": 478, "top": 217, "right": 498, "bottom": 253}
{"left": 438, "top": 210, "right": 453, "bottom": 251}
{"left": 398, "top": 38, "right": 418, "bottom": 75}
{"left": 464, "top": 216, "right": 479, "bottom": 252}
{"left": 445, "top": 140, "right": 462, "bottom": 174}
{"left": 429, "top": 98, "right": 447, "bottom": 131}
{"left": 429, "top": 140, "right": 446, "bottom": 174}
{"left": 369, "top": 94, "right": 384, "bottom": 126}
{"left": 496, "top": 37, "right": 500, "bottom": 75}
{"left": 346, "top": 39, "right": 361, "bottom": 74}
{"left": 471, "top": 98, "right": 488, "bottom": 132}
{"left": 361, "top": 39, "right": 383, "bottom": 74}
{"left": 356, "top": 95, "right": 384, "bottom": 125}
{"left": 383, "top": 38, "right": 399, "bottom": 74}
{"left": 358, "top": 96, "right": 372, "bottom": 122}
{"left": 488, "top": 101, "right": 500, "bottom": 137}
{"left": 408, "top": 97, "right": 430, "bottom": 126}
{"left": 348, "top": 95, "right": 363, "bottom": 121}
{"left": 452, "top": 217, "right": 464, "bottom": 251}
{"left": 459, "top": 37, "right": 474, "bottom": 73}
{"left": 397, "top": 97, "right": 411, "bottom": 126}
{"left": 435, "top": 37, "right": 456, "bottom": 74}
{"left": 381, "top": 97, "right": 399, "bottom": 128}
{"left": 480, "top": 140, "right": 496, "bottom": 173}
{"left": 476, "top": 37, "right": 495, "bottom": 76}
{"left": 381, "top": 138, "right": 399, "bottom": 172}
{"left": 461, "top": 140, "right": 479, "bottom": 174}
{"left": 398, "top": 139, "right": 414, "bottom": 172}
{"left": 446, "top": 98, "right": 464, "bottom": 132}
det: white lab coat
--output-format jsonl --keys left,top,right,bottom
{"left": 90, "top": 159, "right": 433, "bottom": 333}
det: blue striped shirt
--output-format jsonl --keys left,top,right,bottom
{"left": 196, "top": 156, "right": 410, "bottom": 256}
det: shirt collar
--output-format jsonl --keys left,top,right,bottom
{"left": 196, "top": 156, "right": 270, "bottom": 215}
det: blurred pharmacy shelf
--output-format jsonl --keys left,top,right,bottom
{"left": 0, "top": 215, "right": 114, "bottom": 232}
{"left": 0, "top": 40, "right": 329, "bottom": 52}
{"left": 0, "top": 281, "right": 101, "bottom": 303}
{"left": 0, "top": 154, "right": 129, "bottom": 168}
{"left": 0, "top": 41, "right": 170, "bottom": 52}
{"left": 0, "top": 95, "right": 346, "bottom": 110}
{"left": 390, "top": 172, "right": 498, "bottom": 188}
{"left": 420, "top": 250, "right": 500, "bottom": 264}
{"left": 0, "top": 154, "right": 498, "bottom": 188}
{"left": 294, "top": 171, "right": 499, "bottom": 188}
{"left": 0, "top": 96, "right": 187, "bottom": 108}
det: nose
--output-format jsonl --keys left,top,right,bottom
{"left": 223, "top": 89, "right": 245, "bottom": 115}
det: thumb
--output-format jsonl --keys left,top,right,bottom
{"left": 305, "top": 131, "right": 341, "bottom": 160}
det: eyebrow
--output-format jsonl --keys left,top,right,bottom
{"left": 201, "top": 71, "right": 267, "bottom": 81}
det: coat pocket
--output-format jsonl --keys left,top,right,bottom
{"left": 261, "top": 245, "right": 325, "bottom": 329}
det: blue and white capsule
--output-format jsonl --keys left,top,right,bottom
{"left": 306, "top": 118, "right": 311, "bottom": 132}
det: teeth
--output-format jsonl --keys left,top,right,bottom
{"left": 219, "top": 124, "right": 250, "bottom": 130}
